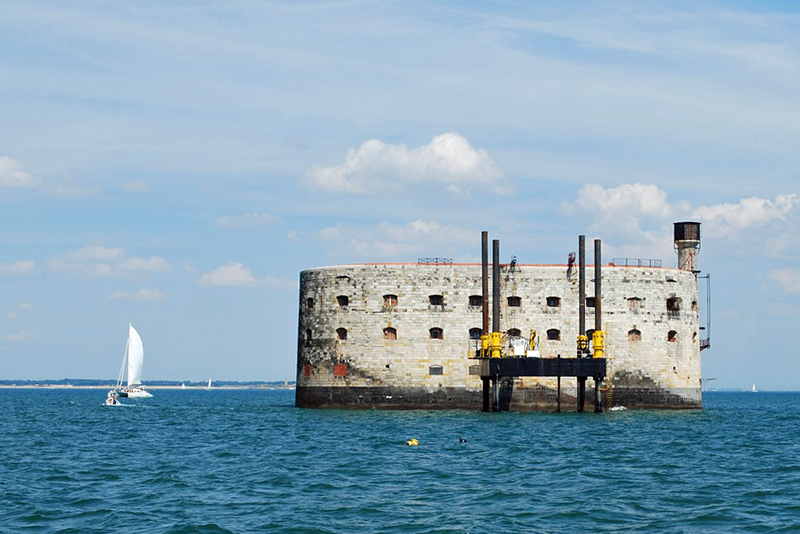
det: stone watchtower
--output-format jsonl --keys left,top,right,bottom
{"left": 674, "top": 221, "right": 701, "bottom": 273}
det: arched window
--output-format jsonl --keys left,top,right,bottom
{"left": 547, "top": 329, "right": 561, "bottom": 341}
{"left": 506, "top": 328, "right": 521, "bottom": 337}
{"left": 469, "top": 328, "right": 482, "bottom": 339}
{"left": 628, "top": 297, "right": 642, "bottom": 310}
{"left": 306, "top": 297, "right": 314, "bottom": 309}
{"left": 628, "top": 329, "right": 642, "bottom": 342}
{"left": 429, "top": 327, "right": 444, "bottom": 340}
{"left": 667, "top": 330, "right": 677, "bottom": 342}
{"left": 336, "top": 328, "right": 348, "bottom": 341}
{"left": 337, "top": 295, "right": 349, "bottom": 307}
{"left": 546, "top": 296, "right": 561, "bottom": 308}
{"left": 429, "top": 365, "right": 443, "bottom": 376}
{"left": 429, "top": 294, "right": 444, "bottom": 306}
{"left": 383, "top": 294, "right": 398, "bottom": 307}
{"left": 469, "top": 295, "right": 482, "bottom": 307}
{"left": 507, "top": 296, "right": 521, "bottom": 307}
{"left": 383, "top": 327, "right": 397, "bottom": 340}
{"left": 305, "top": 329, "right": 312, "bottom": 347}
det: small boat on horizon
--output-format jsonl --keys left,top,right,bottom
{"left": 751, "top": 382, "right": 757, "bottom": 393}
{"left": 111, "top": 324, "right": 152, "bottom": 399}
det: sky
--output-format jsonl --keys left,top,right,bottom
{"left": 2, "top": 0, "right": 800, "bottom": 389}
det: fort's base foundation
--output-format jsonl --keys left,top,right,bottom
{"left": 296, "top": 384, "right": 701, "bottom": 411}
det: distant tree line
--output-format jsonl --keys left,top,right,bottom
{"left": 0, "top": 378, "right": 296, "bottom": 386}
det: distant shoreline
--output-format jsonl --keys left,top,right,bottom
{"left": 0, "top": 384, "right": 296, "bottom": 390}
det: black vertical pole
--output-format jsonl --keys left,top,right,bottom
{"left": 594, "top": 239, "right": 602, "bottom": 333}
{"left": 556, "top": 355, "right": 562, "bottom": 413}
{"left": 578, "top": 236, "right": 586, "bottom": 412}
{"left": 482, "top": 232, "right": 489, "bottom": 340}
{"left": 492, "top": 239, "right": 500, "bottom": 334}
{"left": 594, "top": 378, "right": 601, "bottom": 413}
{"left": 492, "top": 240, "right": 501, "bottom": 412}
{"left": 482, "top": 377, "right": 490, "bottom": 412}
{"left": 579, "top": 236, "right": 586, "bottom": 341}
{"left": 493, "top": 375, "right": 500, "bottom": 412}
{"left": 594, "top": 238, "right": 603, "bottom": 413}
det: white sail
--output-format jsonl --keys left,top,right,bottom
{"left": 111, "top": 323, "right": 152, "bottom": 399}
{"left": 127, "top": 325, "right": 145, "bottom": 387}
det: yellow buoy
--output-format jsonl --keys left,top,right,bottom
{"left": 406, "top": 438, "right": 419, "bottom": 446}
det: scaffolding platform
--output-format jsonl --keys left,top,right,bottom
{"left": 478, "top": 357, "right": 607, "bottom": 412}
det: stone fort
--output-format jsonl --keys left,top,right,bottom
{"left": 296, "top": 223, "right": 706, "bottom": 411}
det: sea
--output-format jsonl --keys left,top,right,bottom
{"left": 1, "top": 389, "right": 799, "bottom": 534}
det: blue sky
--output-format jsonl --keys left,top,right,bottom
{"left": 2, "top": 1, "right": 799, "bottom": 389}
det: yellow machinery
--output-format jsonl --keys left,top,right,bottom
{"left": 592, "top": 331, "right": 606, "bottom": 359}
{"left": 577, "top": 334, "right": 589, "bottom": 358}
{"left": 474, "top": 329, "right": 605, "bottom": 360}
{"left": 489, "top": 331, "right": 503, "bottom": 358}
{"left": 475, "top": 331, "right": 507, "bottom": 358}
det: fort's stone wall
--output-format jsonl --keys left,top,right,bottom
{"left": 296, "top": 263, "right": 702, "bottom": 410}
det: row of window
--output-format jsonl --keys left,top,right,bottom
{"left": 305, "top": 327, "right": 686, "bottom": 343}
{"left": 309, "top": 294, "right": 559, "bottom": 308}
{"left": 306, "top": 295, "right": 696, "bottom": 311}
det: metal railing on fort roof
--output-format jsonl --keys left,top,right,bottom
{"left": 418, "top": 258, "right": 453, "bottom": 265}
{"left": 610, "top": 258, "right": 662, "bottom": 268}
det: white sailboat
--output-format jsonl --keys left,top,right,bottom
{"left": 751, "top": 382, "right": 757, "bottom": 393}
{"left": 114, "top": 324, "right": 153, "bottom": 398}
{"left": 207, "top": 378, "right": 212, "bottom": 391}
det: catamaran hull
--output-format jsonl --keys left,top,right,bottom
{"left": 118, "top": 387, "right": 152, "bottom": 398}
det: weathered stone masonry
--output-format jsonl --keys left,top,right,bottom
{"left": 296, "top": 263, "right": 702, "bottom": 410}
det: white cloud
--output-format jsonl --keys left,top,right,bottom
{"left": 563, "top": 184, "right": 800, "bottom": 261}
{"left": 6, "top": 302, "right": 34, "bottom": 320}
{"left": 118, "top": 257, "right": 171, "bottom": 272}
{"left": 563, "top": 183, "right": 682, "bottom": 258}
{"left": 568, "top": 183, "right": 676, "bottom": 232}
{"left": 199, "top": 263, "right": 295, "bottom": 289}
{"left": 0, "top": 260, "right": 35, "bottom": 274}
{"left": 0, "top": 157, "right": 92, "bottom": 196}
{"left": 6, "top": 330, "right": 34, "bottom": 342}
{"left": 215, "top": 213, "right": 284, "bottom": 228}
{"left": 303, "top": 133, "right": 507, "bottom": 197}
{"left": 120, "top": 181, "right": 150, "bottom": 193}
{"left": 693, "top": 194, "right": 799, "bottom": 236}
{"left": 0, "top": 157, "right": 41, "bottom": 188}
{"left": 319, "top": 220, "right": 475, "bottom": 261}
{"left": 108, "top": 288, "right": 166, "bottom": 301}
{"left": 769, "top": 268, "right": 800, "bottom": 295}
{"left": 49, "top": 246, "right": 170, "bottom": 277}
{"left": 200, "top": 262, "right": 256, "bottom": 287}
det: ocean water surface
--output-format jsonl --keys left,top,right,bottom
{"left": 1, "top": 389, "right": 799, "bottom": 533}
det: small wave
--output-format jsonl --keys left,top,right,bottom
{"left": 165, "top": 523, "right": 237, "bottom": 534}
